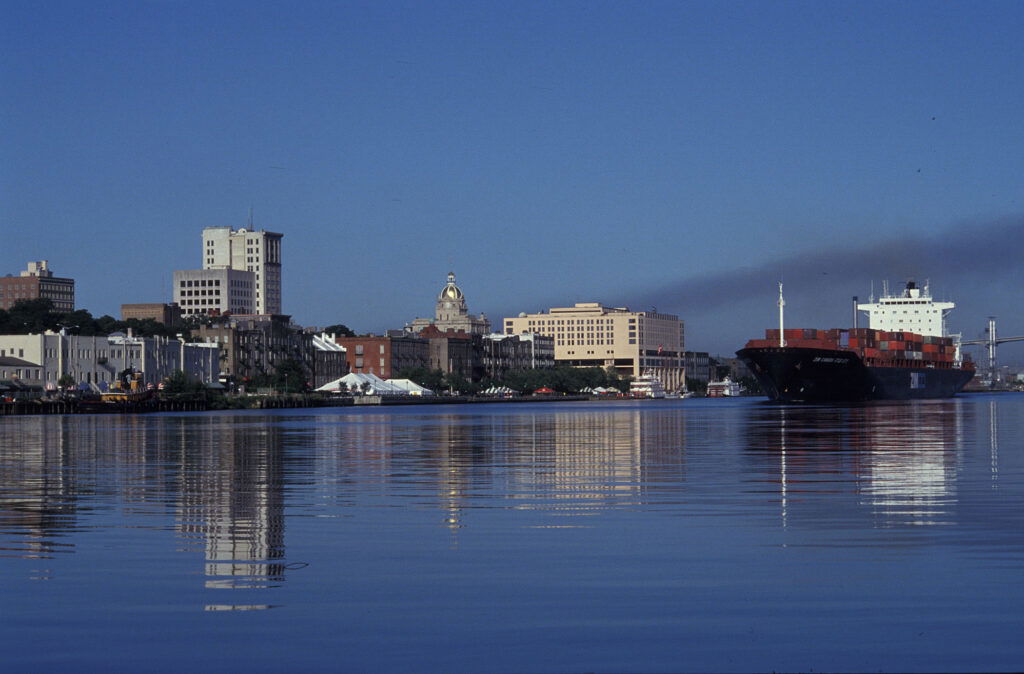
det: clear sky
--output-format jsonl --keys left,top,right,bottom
{"left": 2, "top": 1, "right": 1022, "bottom": 360}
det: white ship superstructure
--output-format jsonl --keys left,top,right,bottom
{"left": 629, "top": 372, "right": 666, "bottom": 398}
{"left": 857, "top": 281, "right": 954, "bottom": 338}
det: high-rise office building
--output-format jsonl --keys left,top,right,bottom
{"left": 202, "top": 226, "right": 283, "bottom": 315}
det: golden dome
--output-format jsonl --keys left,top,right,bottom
{"left": 440, "top": 272, "right": 463, "bottom": 300}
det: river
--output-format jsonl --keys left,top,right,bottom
{"left": 1, "top": 395, "right": 1021, "bottom": 671}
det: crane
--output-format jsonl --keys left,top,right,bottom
{"left": 960, "top": 317, "right": 1024, "bottom": 386}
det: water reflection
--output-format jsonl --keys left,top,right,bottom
{"left": 173, "top": 419, "right": 286, "bottom": 589}
{"left": 0, "top": 398, "right": 1004, "bottom": 585}
{"left": 308, "top": 407, "right": 689, "bottom": 535}
{"left": 745, "top": 400, "right": 971, "bottom": 526}
{"left": 0, "top": 414, "right": 286, "bottom": 591}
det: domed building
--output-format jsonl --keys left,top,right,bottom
{"left": 409, "top": 272, "right": 491, "bottom": 335}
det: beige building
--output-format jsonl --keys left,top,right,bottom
{"left": 173, "top": 268, "right": 256, "bottom": 318}
{"left": 503, "top": 302, "right": 685, "bottom": 391}
{"left": 202, "top": 226, "right": 283, "bottom": 315}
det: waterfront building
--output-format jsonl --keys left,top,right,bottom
{"left": 194, "top": 314, "right": 315, "bottom": 389}
{"left": 408, "top": 272, "right": 491, "bottom": 335}
{"left": 0, "top": 356, "right": 43, "bottom": 385}
{"left": 415, "top": 325, "right": 484, "bottom": 382}
{"left": 503, "top": 302, "right": 685, "bottom": 390}
{"left": 334, "top": 333, "right": 429, "bottom": 378}
{"left": 202, "top": 226, "right": 284, "bottom": 315}
{"left": 120, "top": 303, "right": 183, "bottom": 325}
{"left": 312, "top": 333, "right": 349, "bottom": 389}
{"left": 0, "top": 261, "right": 75, "bottom": 312}
{"left": 482, "top": 333, "right": 555, "bottom": 379}
{"left": 172, "top": 268, "right": 256, "bottom": 319}
{"left": 0, "top": 333, "right": 218, "bottom": 389}
{"left": 683, "top": 351, "right": 712, "bottom": 383}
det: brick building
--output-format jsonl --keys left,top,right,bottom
{"left": 334, "top": 333, "right": 428, "bottom": 378}
{"left": 120, "top": 303, "right": 183, "bottom": 324}
{"left": 416, "top": 325, "right": 484, "bottom": 382}
{"left": 0, "top": 261, "right": 75, "bottom": 312}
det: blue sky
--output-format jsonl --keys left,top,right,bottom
{"left": 2, "top": 1, "right": 1022, "bottom": 359}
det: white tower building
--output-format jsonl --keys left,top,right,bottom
{"left": 202, "top": 226, "right": 283, "bottom": 315}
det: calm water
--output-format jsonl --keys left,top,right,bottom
{"left": 1, "top": 396, "right": 1022, "bottom": 672}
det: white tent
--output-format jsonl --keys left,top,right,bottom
{"left": 386, "top": 378, "right": 433, "bottom": 396}
{"left": 316, "top": 372, "right": 433, "bottom": 396}
{"left": 316, "top": 372, "right": 389, "bottom": 394}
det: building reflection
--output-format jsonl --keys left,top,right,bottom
{"left": 0, "top": 416, "right": 76, "bottom": 563}
{"left": 0, "top": 398, "right": 995, "bottom": 582}
{"left": 745, "top": 400, "right": 970, "bottom": 526}
{"left": 309, "top": 405, "right": 689, "bottom": 537}
{"left": 0, "top": 414, "right": 286, "bottom": 595}
{"left": 170, "top": 417, "right": 286, "bottom": 590}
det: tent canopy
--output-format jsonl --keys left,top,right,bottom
{"left": 316, "top": 372, "right": 433, "bottom": 395}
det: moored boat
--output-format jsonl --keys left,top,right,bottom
{"left": 629, "top": 371, "right": 666, "bottom": 398}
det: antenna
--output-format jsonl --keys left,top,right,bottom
{"left": 248, "top": 206, "right": 254, "bottom": 229}
{"left": 777, "top": 281, "right": 786, "bottom": 347}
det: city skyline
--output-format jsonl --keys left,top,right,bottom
{"left": 2, "top": 2, "right": 1022, "bottom": 357}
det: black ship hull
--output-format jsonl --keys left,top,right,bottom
{"left": 738, "top": 346, "right": 974, "bottom": 403}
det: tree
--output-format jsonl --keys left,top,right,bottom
{"left": 57, "top": 373, "right": 76, "bottom": 390}
{"left": 273, "top": 358, "right": 309, "bottom": 393}
{"left": 1, "top": 298, "right": 61, "bottom": 334}
{"left": 686, "top": 378, "right": 708, "bottom": 396}
{"left": 162, "top": 370, "right": 205, "bottom": 394}
{"left": 394, "top": 366, "right": 446, "bottom": 392}
{"left": 322, "top": 324, "right": 356, "bottom": 337}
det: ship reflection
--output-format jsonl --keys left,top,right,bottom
{"left": 745, "top": 400, "right": 971, "bottom": 526}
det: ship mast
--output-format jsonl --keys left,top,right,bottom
{"left": 778, "top": 281, "right": 785, "bottom": 347}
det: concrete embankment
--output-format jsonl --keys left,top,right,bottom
{"left": 1, "top": 393, "right": 591, "bottom": 415}
{"left": 352, "top": 394, "right": 588, "bottom": 406}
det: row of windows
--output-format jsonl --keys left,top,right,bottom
{"left": 352, "top": 345, "right": 387, "bottom": 355}
{"left": 181, "top": 279, "right": 221, "bottom": 288}
{"left": 557, "top": 338, "right": 636, "bottom": 346}
{"left": 0, "top": 368, "right": 38, "bottom": 378}
{"left": 518, "top": 317, "right": 639, "bottom": 327}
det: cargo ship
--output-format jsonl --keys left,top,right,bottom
{"left": 737, "top": 281, "right": 975, "bottom": 402}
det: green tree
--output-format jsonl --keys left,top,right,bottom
{"left": 394, "top": 366, "right": 446, "bottom": 392}
{"left": 322, "top": 324, "right": 356, "bottom": 337}
{"left": 57, "top": 373, "right": 77, "bottom": 390}
{"left": 1, "top": 298, "right": 61, "bottom": 334}
{"left": 685, "top": 378, "right": 707, "bottom": 396}
{"left": 162, "top": 370, "right": 205, "bottom": 394}
{"left": 273, "top": 358, "right": 309, "bottom": 393}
